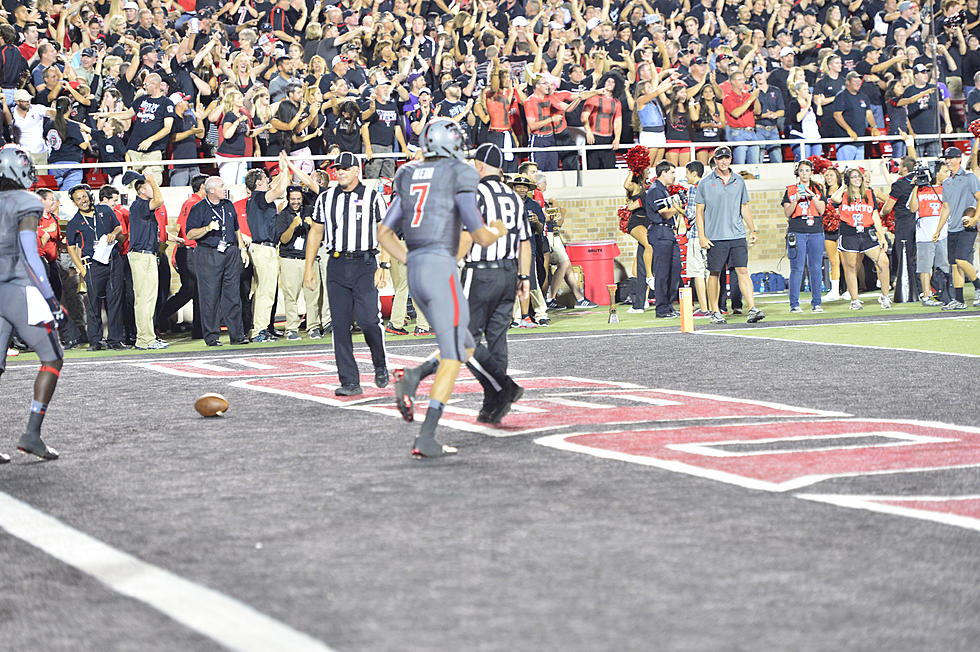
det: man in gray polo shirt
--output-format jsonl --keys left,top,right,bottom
{"left": 941, "top": 145, "right": 980, "bottom": 308}
{"left": 694, "top": 146, "right": 765, "bottom": 324}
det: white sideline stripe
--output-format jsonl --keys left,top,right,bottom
{"left": 0, "top": 492, "right": 336, "bottom": 652}
{"left": 730, "top": 314, "right": 980, "bottom": 330}
{"left": 698, "top": 330, "right": 980, "bottom": 359}
{"left": 795, "top": 493, "right": 980, "bottom": 533}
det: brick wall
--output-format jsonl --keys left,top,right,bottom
{"left": 552, "top": 187, "right": 792, "bottom": 277}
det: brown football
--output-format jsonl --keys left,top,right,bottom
{"left": 194, "top": 393, "right": 229, "bottom": 417}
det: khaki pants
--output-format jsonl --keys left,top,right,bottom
{"left": 30, "top": 151, "right": 48, "bottom": 167}
{"left": 249, "top": 243, "right": 280, "bottom": 338}
{"left": 316, "top": 247, "right": 331, "bottom": 327}
{"left": 128, "top": 150, "right": 164, "bottom": 185}
{"left": 513, "top": 286, "right": 548, "bottom": 321}
{"left": 389, "top": 257, "right": 429, "bottom": 329}
{"left": 278, "top": 257, "right": 320, "bottom": 332}
{"left": 129, "top": 251, "right": 159, "bottom": 348}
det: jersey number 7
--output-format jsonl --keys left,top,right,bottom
{"left": 409, "top": 183, "right": 430, "bottom": 228}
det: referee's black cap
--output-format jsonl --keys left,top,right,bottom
{"left": 472, "top": 143, "right": 503, "bottom": 169}
{"left": 335, "top": 151, "right": 359, "bottom": 169}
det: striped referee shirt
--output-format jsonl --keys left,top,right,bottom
{"left": 466, "top": 176, "right": 530, "bottom": 262}
{"left": 312, "top": 183, "right": 387, "bottom": 253}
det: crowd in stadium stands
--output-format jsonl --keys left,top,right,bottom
{"left": 0, "top": 0, "right": 977, "bottom": 182}
{"left": 3, "top": 0, "right": 980, "bottom": 354}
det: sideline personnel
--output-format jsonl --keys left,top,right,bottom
{"left": 304, "top": 151, "right": 390, "bottom": 396}
{"left": 0, "top": 146, "right": 63, "bottom": 461}
{"left": 186, "top": 176, "right": 251, "bottom": 347}
{"left": 66, "top": 183, "right": 127, "bottom": 350}
{"left": 695, "top": 146, "right": 766, "bottom": 324}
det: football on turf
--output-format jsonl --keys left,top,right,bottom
{"left": 194, "top": 393, "right": 229, "bottom": 417}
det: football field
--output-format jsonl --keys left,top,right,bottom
{"left": 1, "top": 307, "right": 979, "bottom": 651}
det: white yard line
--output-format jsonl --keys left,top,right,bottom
{"left": 698, "top": 329, "right": 980, "bottom": 359}
{"left": 0, "top": 492, "right": 336, "bottom": 652}
{"left": 794, "top": 493, "right": 980, "bottom": 533}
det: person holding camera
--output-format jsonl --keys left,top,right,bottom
{"left": 881, "top": 154, "right": 923, "bottom": 302}
{"left": 829, "top": 168, "right": 893, "bottom": 310}
{"left": 909, "top": 162, "right": 954, "bottom": 307}
{"left": 782, "top": 160, "right": 827, "bottom": 313}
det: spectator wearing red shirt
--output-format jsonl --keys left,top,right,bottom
{"left": 523, "top": 75, "right": 587, "bottom": 172}
{"left": 160, "top": 175, "right": 206, "bottom": 339}
{"left": 581, "top": 74, "right": 623, "bottom": 170}
{"left": 722, "top": 71, "right": 762, "bottom": 165}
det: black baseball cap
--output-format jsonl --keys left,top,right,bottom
{"left": 714, "top": 146, "right": 732, "bottom": 159}
{"left": 944, "top": 146, "right": 964, "bottom": 158}
{"left": 334, "top": 151, "right": 359, "bottom": 169}
{"left": 473, "top": 143, "right": 503, "bottom": 169}
{"left": 139, "top": 44, "right": 155, "bottom": 56}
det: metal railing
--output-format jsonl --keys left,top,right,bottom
{"left": 34, "top": 131, "right": 972, "bottom": 185}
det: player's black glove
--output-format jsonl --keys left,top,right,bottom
{"left": 46, "top": 298, "right": 67, "bottom": 330}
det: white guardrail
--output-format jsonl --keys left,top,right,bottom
{"left": 35, "top": 132, "right": 971, "bottom": 182}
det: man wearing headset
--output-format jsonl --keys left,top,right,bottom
{"left": 65, "top": 183, "right": 128, "bottom": 350}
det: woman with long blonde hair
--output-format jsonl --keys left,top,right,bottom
{"left": 225, "top": 51, "right": 258, "bottom": 95}
{"left": 829, "top": 168, "right": 892, "bottom": 309}
{"left": 215, "top": 90, "right": 253, "bottom": 186}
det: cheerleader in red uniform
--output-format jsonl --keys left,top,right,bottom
{"left": 829, "top": 168, "right": 893, "bottom": 310}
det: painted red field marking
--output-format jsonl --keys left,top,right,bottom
{"left": 133, "top": 353, "right": 428, "bottom": 378}
{"left": 535, "top": 419, "right": 980, "bottom": 492}
{"left": 794, "top": 494, "right": 980, "bottom": 532}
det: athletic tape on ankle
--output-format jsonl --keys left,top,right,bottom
{"left": 39, "top": 366, "right": 61, "bottom": 377}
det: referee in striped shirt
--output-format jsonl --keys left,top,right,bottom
{"left": 460, "top": 143, "right": 532, "bottom": 423}
{"left": 304, "top": 152, "right": 390, "bottom": 396}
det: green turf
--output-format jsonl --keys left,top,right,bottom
{"left": 723, "top": 315, "right": 980, "bottom": 355}
{"left": 8, "top": 289, "right": 977, "bottom": 363}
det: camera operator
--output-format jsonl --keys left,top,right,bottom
{"left": 881, "top": 155, "right": 924, "bottom": 302}
{"left": 909, "top": 162, "right": 953, "bottom": 307}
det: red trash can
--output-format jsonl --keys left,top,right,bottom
{"left": 564, "top": 240, "right": 621, "bottom": 305}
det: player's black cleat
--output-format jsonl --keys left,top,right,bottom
{"left": 16, "top": 432, "right": 59, "bottom": 461}
{"left": 375, "top": 367, "right": 389, "bottom": 388}
{"left": 0, "top": 452, "right": 10, "bottom": 464}
{"left": 411, "top": 437, "right": 458, "bottom": 459}
{"left": 488, "top": 383, "right": 524, "bottom": 424}
{"left": 393, "top": 368, "right": 418, "bottom": 422}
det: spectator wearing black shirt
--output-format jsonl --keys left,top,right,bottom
{"left": 44, "top": 97, "right": 91, "bottom": 191}
{"left": 124, "top": 73, "right": 175, "bottom": 185}
{"left": 752, "top": 67, "right": 785, "bottom": 163}
{"left": 363, "top": 76, "right": 408, "bottom": 179}
{"left": 92, "top": 118, "right": 128, "bottom": 183}
{"left": 0, "top": 25, "right": 27, "bottom": 94}
{"left": 903, "top": 64, "right": 943, "bottom": 157}
{"left": 966, "top": 71, "right": 980, "bottom": 127}
{"left": 325, "top": 99, "right": 368, "bottom": 155}
{"left": 836, "top": 35, "right": 861, "bottom": 73}
{"left": 434, "top": 80, "right": 475, "bottom": 146}
{"left": 855, "top": 47, "right": 905, "bottom": 130}
{"left": 170, "top": 94, "right": 204, "bottom": 187}
{"left": 832, "top": 72, "right": 880, "bottom": 160}
{"left": 814, "top": 55, "right": 845, "bottom": 137}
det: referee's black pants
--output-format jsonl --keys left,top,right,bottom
{"left": 84, "top": 257, "right": 125, "bottom": 345}
{"left": 195, "top": 245, "right": 245, "bottom": 344}
{"left": 649, "top": 225, "right": 681, "bottom": 317}
{"left": 327, "top": 256, "right": 386, "bottom": 387}
{"left": 461, "top": 262, "right": 516, "bottom": 398}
